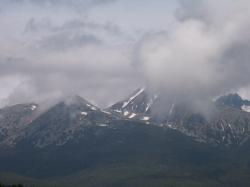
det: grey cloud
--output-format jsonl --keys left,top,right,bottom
{"left": 24, "top": 18, "right": 122, "bottom": 37}
{"left": 133, "top": 0, "right": 250, "bottom": 113}
{"left": 37, "top": 32, "right": 102, "bottom": 51}
{"left": 60, "top": 20, "right": 123, "bottom": 36}
{"left": 0, "top": 42, "right": 142, "bottom": 108}
{"left": 175, "top": 0, "right": 209, "bottom": 23}
{"left": 0, "top": 0, "right": 139, "bottom": 108}
{"left": 2, "top": 0, "right": 250, "bottom": 110}
{"left": 24, "top": 18, "right": 52, "bottom": 33}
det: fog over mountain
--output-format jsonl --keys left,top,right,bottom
{"left": 1, "top": 0, "right": 250, "bottom": 109}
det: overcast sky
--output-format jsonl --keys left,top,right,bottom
{"left": 1, "top": 0, "right": 250, "bottom": 108}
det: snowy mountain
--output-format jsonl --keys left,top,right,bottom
{"left": 1, "top": 91, "right": 250, "bottom": 149}
{"left": 109, "top": 89, "right": 250, "bottom": 146}
{"left": 0, "top": 95, "right": 116, "bottom": 148}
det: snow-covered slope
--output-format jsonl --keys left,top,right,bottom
{"left": 109, "top": 88, "right": 158, "bottom": 122}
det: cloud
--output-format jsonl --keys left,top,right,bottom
{"left": 1, "top": 0, "right": 250, "bottom": 110}
{"left": 0, "top": 0, "right": 142, "bottom": 108}
{"left": 0, "top": 43, "right": 141, "bottom": 107}
{"left": 133, "top": 0, "right": 250, "bottom": 112}
{"left": 38, "top": 32, "right": 102, "bottom": 51}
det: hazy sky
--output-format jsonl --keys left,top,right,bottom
{"left": 1, "top": 0, "right": 250, "bottom": 108}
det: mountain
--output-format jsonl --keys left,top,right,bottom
{"left": 0, "top": 95, "right": 121, "bottom": 177}
{"left": 0, "top": 95, "right": 225, "bottom": 181}
{"left": 1, "top": 93, "right": 250, "bottom": 186}
{"left": 0, "top": 95, "right": 116, "bottom": 148}
{"left": 22, "top": 95, "right": 117, "bottom": 148}
{"left": 2, "top": 92, "right": 250, "bottom": 148}
{"left": 109, "top": 89, "right": 250, "bottom": 146}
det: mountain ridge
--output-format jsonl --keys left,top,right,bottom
{"left": 1, "top": 91, "right": 250, "bottom": 149}
{"left": 108, "top": 89, "right": 250, "bottom": 146}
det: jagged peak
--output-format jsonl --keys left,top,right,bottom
{"left": 216, "top": 93, "right": 249, "bottom": 109}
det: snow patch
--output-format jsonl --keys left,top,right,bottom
{"left": 86, "top": 104, "right": 97, "bottom": 111}
{"left": 98, "top": 124, "right": 108, "bottom": 127}
{"left": 114, "top": 109, "right": 122, "bottom": 113}
{"left": 129, "top": 113, "right": 137, "bottom": 119}
{"left": 145, "top": 94, "right": 158, "bottom": 112}
{"left": 31, "top": 105, "right": 37, "bottom": 111}
{"left": 91, "top": 106, "right": 97, "bottom": 111}
{"left": 145, "top": 103, "right": 151, "bottom": 112}
{"left": 101, "top": 110, "right": 111, "bottom": 115}
{"left": 80, "top": 112, "right": 88, "bottom": 116}
{"left": 167, "top": 123, "right": 177, "bottom": 130}
{"left": 220, "top": 123, "right": 225, "bottom": 131}
{"left": 122, "top": 88, "right": 145, "bottom": 108}
{"left": 142, "top": 116, "right": 150, "bottom": 121}
{"left": 123, "top": 111, "right": 129, "bottom": 116}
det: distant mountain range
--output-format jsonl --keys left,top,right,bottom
{"left": 1, "top": 89, "right": 250, "bottom": 186}
{"left": 1, "top": 89, "right": 250, "bottom": 148}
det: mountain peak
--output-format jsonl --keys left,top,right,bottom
{"left": 216, "top": 93, "right": 250, "bottom": 109}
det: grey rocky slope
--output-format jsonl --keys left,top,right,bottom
{"left": 22, "top": 95, "right": 116, "bottom": 148}
{"left": 0, "top": 103, "right": 39, "bottom": 147}
{"left": 0, "top": 95, "right": 116, "bottom": 148}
